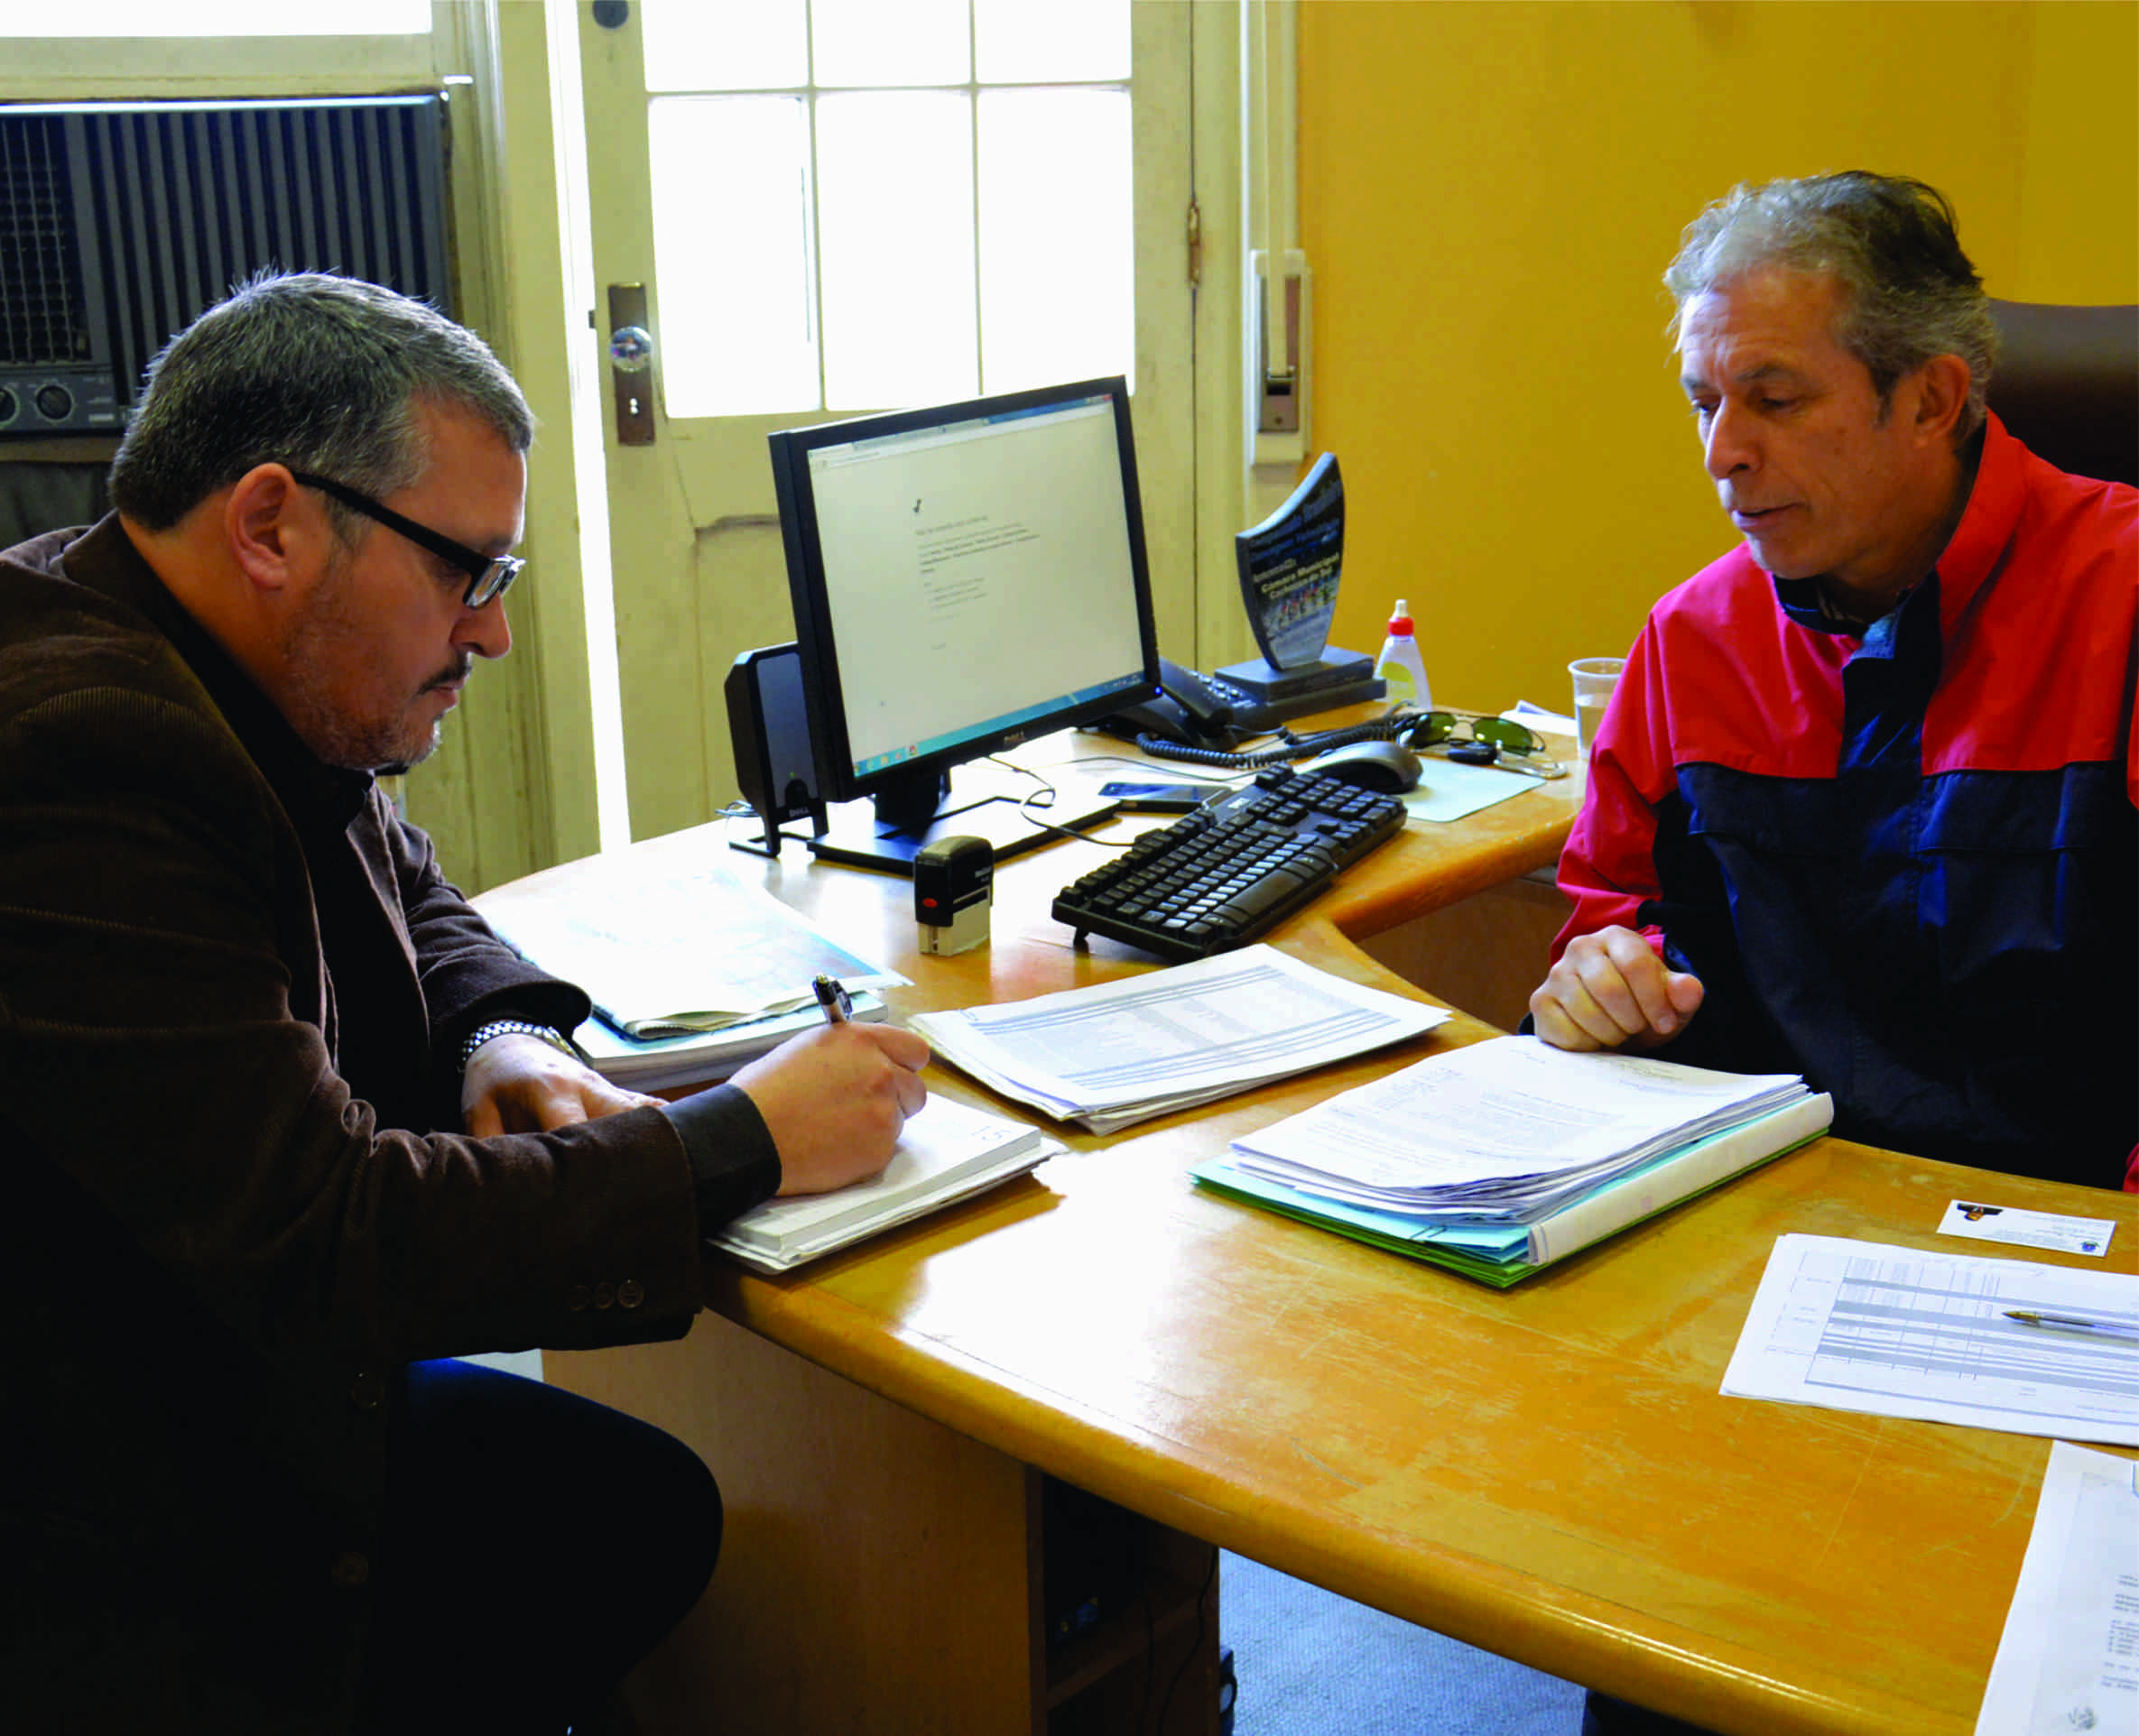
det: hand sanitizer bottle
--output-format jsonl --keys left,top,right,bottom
{"left": 1375, "top": 600, "right": 1431, "bottom": 709}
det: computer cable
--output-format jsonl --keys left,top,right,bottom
{"left": 1135, "top": 707, "right": 1570, "bottom": 780}
{"left": 1150, "top": 1546, "right": 1219, "bottom": 1735}
{"left": 1019, "top": 751, "right": 1241, "bottom": 791}
{"left": 990, "top": 756, "right": 1147, "bottom": 851}
{"left": 1128, "top": 706, "right": 1422, "bottom": 769}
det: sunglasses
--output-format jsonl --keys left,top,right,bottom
{"left": 1401, "top": 711, "right": 1567, "bottom": 778}
{"left": 288, "top": 470, "right": 524, "bottom": 610}
{"left": 1407, "top": 711, "right": 1546, "bottom": 754}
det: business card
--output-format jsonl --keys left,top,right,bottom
{"left": 1939, "top": 1199, "right": 2116, "bottom": 1257}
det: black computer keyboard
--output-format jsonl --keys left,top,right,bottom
{"left": 1052, "top": 764, "right": 1408, "bottom": 963}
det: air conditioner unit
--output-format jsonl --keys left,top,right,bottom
{"left": 0, "top": 95, "right": 452, "bottom": 440}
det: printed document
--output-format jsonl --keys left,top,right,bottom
{"left": 478, "top": 856, "right": 903, "bottom": 1038}
{"left": 909, "top": 946, "right": 1449, "bottom": 1132}
{"left": 708, "top": 1095, "right": 1060, "bottom": 1273}
{"left": 1194, "top": 1091, "right": 1829, "bottom": 1287}
{"left": 1228, "top": 1036, "right": 1808, "bottom": 1213}
{"left": 1975, "top": 1441, "right": 2139, "bottom": 1736}
{"left": 1722, "top": 1235, "right": 2139, "bottom": 1445}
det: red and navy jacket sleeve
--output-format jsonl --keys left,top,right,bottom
{"left": 1553, "top": 420, "right": 2136, "bottom": 1189}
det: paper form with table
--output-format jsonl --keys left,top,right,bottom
{"left": 1723, "top": 1234, "right": 2139, "bottom": 1445}
{"left": 908, "top": 945, "right": 1450, "bottom": 1132}
{"left": 1976, "top": 1441, "right": 2139, "bottom": 1736}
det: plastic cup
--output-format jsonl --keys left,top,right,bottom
{"left": 1569, "top": 657, "right": 1625, "bottom": 759}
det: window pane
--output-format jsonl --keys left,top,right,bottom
{"left": 0, "top": 0, "right": 428, "bottom": 32}
{"left": 810, "top": 0, "right": 969, "bottom": 88}
{"left": 649, "top": 97, "right": 819, "bottom": 416}
{"left": 818, "top": 92, "right": 977, "bottom": 410}
{"left": 641, "top": 0, "right": 807, "bottom": 94}
{"left": 977, "top": 88, "right": 1131, "bottom": 394}
{"left": 973, "top": 0, "right": 1128, "bottom": 84}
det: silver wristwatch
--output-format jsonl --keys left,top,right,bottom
{"left": 458, "top": 1018, "right": 574, "bottom": 1076}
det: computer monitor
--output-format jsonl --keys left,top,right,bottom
{"left": 769, "top": 376, "right": 1160, "bottom": 873}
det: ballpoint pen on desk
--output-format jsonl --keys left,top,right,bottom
{"left": 2004, "top": 1309, "right": 2139, "bottom": 1339}
{"left": 812, "top": 974, "right": 852, "bottom": 1027}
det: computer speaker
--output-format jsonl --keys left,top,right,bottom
{"left": 726, "top": 642, "right": 826, "bottom": 857}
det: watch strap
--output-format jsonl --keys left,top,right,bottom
{"left": 458, "top": 1018, "right": 574, "bottom": 1076}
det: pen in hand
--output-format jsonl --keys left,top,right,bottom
{"left": 812, "top": 974, "right": 852, "bottom": 1027}
{"left": 2004, "top": 1309, "right": 2139, "bottom": 1339}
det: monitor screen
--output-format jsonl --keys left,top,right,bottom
{"left": 770, "top": 376, "right": 1158, "bottom": 870}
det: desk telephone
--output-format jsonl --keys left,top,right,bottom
{"left": 1099, "top": 659, "right": 1243, "bottom": 751}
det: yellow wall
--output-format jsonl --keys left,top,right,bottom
{"left": 1297, "top": 0, "right": 2139, "bottom": 715}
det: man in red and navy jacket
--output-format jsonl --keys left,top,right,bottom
{"left": 1530, "top": 173, "right": 2135, "bottom": 1197}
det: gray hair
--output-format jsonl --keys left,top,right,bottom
{"left": 108, "top": 271, "right": 533, "bottom": 535}
{"left": 1663, "top": 172, "right": 1998, "bottom": 439}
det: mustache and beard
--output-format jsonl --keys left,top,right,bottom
{"left": 274, "top": 545, "right": 475, "bottom": 772}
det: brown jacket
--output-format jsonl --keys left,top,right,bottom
{"left": 0, "top": 518, "right": 749, "bottom": 1726}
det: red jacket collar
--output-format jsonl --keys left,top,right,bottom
{"left": 1930, "top": 411, "right": 2028, "bottom": 636}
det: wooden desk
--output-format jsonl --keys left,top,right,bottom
{"left": 509, "top": 743, "right": 2135, "bottom": 1735}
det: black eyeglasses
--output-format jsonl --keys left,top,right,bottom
{"left": 288, "top": 470, "right": 524, "bottom": 609}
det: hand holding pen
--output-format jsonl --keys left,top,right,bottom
{"left": 728, "top": 976, "right": 930, "bottom": 1197}
{"left": 812, "top": 974, "right": 853, "bottom": 1025}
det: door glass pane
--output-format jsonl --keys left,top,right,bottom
{"left": 640, "top": 0, "right": 1139, "bottom": 416}
{"left": 973, "top": 0, "right": 1128, "bottom": 83}
{"left": 641, "top": 0, "right": 808, "bottom": 94}
{"left": 977, "top": 88, "right": 1131, "bottom": 393}
{"left": 817, "top": 92, "right": 977, "bottom": 409}
{"left": 810, "top": 0, "right": 969, "bottom": 88}
{"left": 649, "top": 97, "right": 819, "bottom": 416}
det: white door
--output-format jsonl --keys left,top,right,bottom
{"left": 576, "top": 0, "right": 1198, "bottom": 843}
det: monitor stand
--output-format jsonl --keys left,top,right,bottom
{"left": 806, "top": 760, "right": 1118, "bottom": 875}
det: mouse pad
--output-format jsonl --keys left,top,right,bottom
{"left": 1400, "top": 756, "right": 1552, "bottom": 823}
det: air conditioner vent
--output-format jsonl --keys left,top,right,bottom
{"left": 0, "top": 96, "right": 451, "bottom": 439}
{"left": 0, "top": 112, "right": 93, "bottom": 369}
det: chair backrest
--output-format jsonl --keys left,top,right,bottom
{"left": 1985, "top": 300, "right": 2139, "bottom": 488}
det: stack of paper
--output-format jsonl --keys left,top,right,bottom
{"left": 1194, "top": 1036, "right": 1832, "bottom": 1285}
{"left": 475, "top": 856, "right": 904, "bottom": 1090}
{"left": 708, "top": 1095, "right": 1062, "bottom": 1273}
{"left": 907, "top": 946, "right": 1451, "bottom": 1133}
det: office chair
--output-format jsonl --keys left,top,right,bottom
{"left": 1985, "top": 299, "right": 2139, "bottom": 487}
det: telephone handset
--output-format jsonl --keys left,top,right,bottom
{"left": 1099, "top": 657, "right": 1240, "bottom": 751}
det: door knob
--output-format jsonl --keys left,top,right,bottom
{"left": 607, "top": 284, "right": 656, "bottom": 447}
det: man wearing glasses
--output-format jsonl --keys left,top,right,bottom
{"left": 0, "top": 272, "right": 929, "bottom": 1729}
